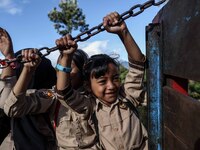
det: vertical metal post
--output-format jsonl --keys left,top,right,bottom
{"left": 146, "top": 23, "right": 163, "bottom": 150}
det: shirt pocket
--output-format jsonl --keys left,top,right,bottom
{"left": 57, "top": 114, "right": 75, "bottom": 136}
{"left": 96, "top": 110, "right": 111, "bottom": 128}
{"left": 130, "top": 135, "right": 148, "bottom": 150}
{"left": 129, "top": 113, "right": 148, "bottom": 149}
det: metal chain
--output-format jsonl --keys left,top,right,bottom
{"left": 0, "top": 0, "right": 166, "bottom": 69}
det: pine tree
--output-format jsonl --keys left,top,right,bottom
{"left": 48, "top": 0, "right": 89, "bottom": 35}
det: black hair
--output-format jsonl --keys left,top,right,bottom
{"left": 14, "top": 49, "right": 57, "bottom": 89}
{"left": 83, "top": 54, "right": 119, "bottom": 81}
{"left": 72, "top": 49, "right": 88, "bottom": 77}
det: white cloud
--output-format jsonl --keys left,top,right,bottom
{"left": 79, "top": 40, "right": 127, "bottom": 61}
{"left": 0, "top": 0, "right": 22, "bottom": 15}
{"left": 45, "top": 40, "right": 110, "bottom": 67}
{"left": 45, "top": 40, "right": 128, "bottom": 67}
{"left": 79, "top": 40, "right": 109, "bottom": 56}
{"left": 46, "top": 50, "right": 60, "bottom": 68}
{"left": 7, "top": 7, "right": 22, "bottom": 15}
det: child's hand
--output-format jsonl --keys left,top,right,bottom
{"left": 56, "top": 34, "right": 77, "bottom": 57}
{"left": 21, "top": 49, "right": 41, "bottom": 70}
{"left": 0, "top": 27, "right": 14, "bottom": 59}
{"left": 103, "top": 12, "right": 127, "bottom": 34}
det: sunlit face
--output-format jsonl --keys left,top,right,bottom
{"left": 90, "top": 63, "right": 120, "bottom": 106}
{"left": 70, "top": 60, "right": 82, "bottom": 90}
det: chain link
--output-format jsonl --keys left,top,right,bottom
{"left": 0, "top": 0, "right": 166, "bottom": 69}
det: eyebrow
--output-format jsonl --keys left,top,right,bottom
{"left": 97, "top": 73, "right": 119, "bottom": 79}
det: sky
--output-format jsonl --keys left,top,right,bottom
{"left": 0, "top": 0, "right": 167, "bottom": 67}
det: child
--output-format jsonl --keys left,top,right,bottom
{"left": 0, "top": 27, "right": 16, "bottom": 149}
{"left": 4, "top": 47, "right": 100, "bottom": 149}
{"left": 0, "top": 27, "right": 58, "bottom": 150}
{"left": 11, "top": 49, "right": 57, "bottom": 150}
{"left": 56, "top": 12, "right": 148, "bottom": 150}
{"left": 54, "top": 48, "right": 100, "bottom": 150}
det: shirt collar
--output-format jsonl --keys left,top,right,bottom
{"left": 96, "top": 98, "right": 120, "bottom": 111}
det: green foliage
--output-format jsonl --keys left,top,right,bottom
{"left": 119, "top": 65, "right": 128, "bottom": 83}
{"left": 188, "top": 81, "right": 200, "bottom": 100}
{"left": 48, "top": 0, "right": 89, "bottom": 35}
{"left": 137, "top": 106, "right": 148, "bottom": 129}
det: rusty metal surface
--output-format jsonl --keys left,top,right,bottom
{"left": 163, "top": 86, "right": 200, "bottom": 150}
{"left": 146, "top": 23, "right": 163, "bottom": 150}
{"left": 153, "top": 0, "right": 200, "bottom": 81}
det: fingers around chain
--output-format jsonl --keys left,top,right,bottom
{"left": 60, "top": 35, "right": 68, "bottom": 48}
{"left": 56, "top": 35, "right": 68, "bottom": 49}
{"left": 56, "top": 34, "right": 76, "bottom": 50}
{"left": 65, "top": 34, "right": 74, "bottom": 48}
{"left": 103, "top": 15, "right": 110, "bottom": 28}
{"left": 21, "top": 48, "right": 38, "bottom": 62}
{"left": 110, "top": 12, "right": 120, "bottom": 25}
{"left": 103, "top": 12, "right": 120, "bottom": 28}
{"left": 28, "top": 49, "right": 34, "bottom": 61}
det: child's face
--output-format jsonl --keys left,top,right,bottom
{"left": 90, "top": 63, "right": 120, "bottom": 106}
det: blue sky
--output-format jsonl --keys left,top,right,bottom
{"left": 0, "top": 0, "right": 166, "bottom": 67}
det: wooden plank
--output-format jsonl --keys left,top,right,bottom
{"left": 153, "top": 0, "right": 200, "bottom": 81}
{"left": 163, "top": 86, "right": 200, "bottom": 150}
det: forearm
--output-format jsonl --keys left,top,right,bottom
{"left": 4, "top": 89, "right": 55, "bottom": 117}
{"left": 13, "top": 67, "right": 34, "bottom": 95}
{"left": 118, "top": 29, "right": 144, "bottom": 62}
{"left": 56, "top": 84, "right": 92, "bottom": 115}
{"left": 56, "top": 55, "right": 72, "bottom": 90}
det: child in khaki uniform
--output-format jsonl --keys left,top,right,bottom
{"left": 0, "top": 27, "right": 57, "bottom": 150}
{"left": 56, "top": 12, "right": 148, "bottom": 150}
{"left": 2, "top": 30, "right": 100, "bottom": 149}
{"left": 0, "top": 27, "right": 16, "bottom": 149}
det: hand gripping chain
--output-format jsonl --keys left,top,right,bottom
{"left": 0, "top": 0, "right": 166, "bottom": 69}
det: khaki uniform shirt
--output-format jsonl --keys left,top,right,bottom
{"left": 56, "top": 103, "right": 100, "bottom": 150}
{"left": 0, "top": 77, "right": 16, "bottom": 150}
{"left": 4, "top": 84, "right": 100, "bottom": 149}
{"left": 57, "top": 59, "right": 148, "bottom": 150}
{"left": 0, "top": 76, "right": 16, "bottom": 109}
{"left": 2, "top": 81, "right": 57, "bottom": 150}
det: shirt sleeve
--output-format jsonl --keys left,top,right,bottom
{"left": 0, "top": 76, "right": 16, "bottom": 109}
{"left": 56, "top": 85, "right": 93, "bottom": 119}
{"left": 4, "top": 89, "right": 55, "bottom": 117}
{"left": 120, "top": 56, "right": 146, "bottom": 107}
